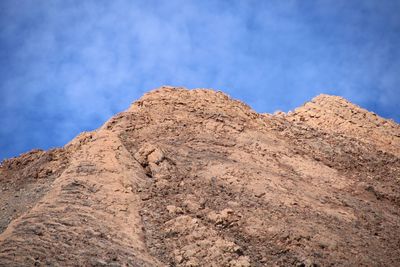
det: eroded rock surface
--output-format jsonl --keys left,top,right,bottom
{"left": 1, "top": 86, "right": 399, "bottom": 266}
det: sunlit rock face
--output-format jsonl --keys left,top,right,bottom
{"left": 1, "top": 86, "right": 399, "bottom": 266}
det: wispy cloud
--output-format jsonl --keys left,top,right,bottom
{"left": 1, "top": 0, "right": 399, "bottom": 159}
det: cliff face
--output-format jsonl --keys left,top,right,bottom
{"left": 1, "top": 86, "right": 399, "bottom": 266}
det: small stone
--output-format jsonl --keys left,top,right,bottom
{"left": 93, "top": 259, "right": 108, "bottom": 266}
{"left": 183, "top": 199, "right": 201, "bottom": 212}
{"left": 255, "top": 192, "right": 266, "bottom": 198}
{"left": 230, "top": 256, "right": 251, "bottom": 267}
{"left": 220, "top": 208, "right": 234, "bottom": 219}
{"left": 141, "top": 194, "right": 151, "bottom": 201}
{"left": 175, "top": 255, "right": 183, "bottom": 263}
{"left": 166, "top": 205, "right": 183, "bottom": 215}
{"left": 148, "top": 149, "right": 165, "bottom": 164}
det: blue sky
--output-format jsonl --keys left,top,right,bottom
{"left": 1, "top": 0, "right": 399, "bottom": 160}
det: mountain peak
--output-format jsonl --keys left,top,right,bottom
{"left": 1, "top": 87, "right": 399, "bottom": 266}
{"left": 126, "top": 86, "right": 255, "bottom": 120}
{"left": 311, "top": 94, "right": 363, "bottom": 111}
{"left": 285, "top": 94, "right": 400, "bottom": 156}
{"left": 137, "top": 86, "right": 233, "bottom": 103}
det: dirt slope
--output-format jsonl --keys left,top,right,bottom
{"left": 1, "top": 86, "right": 399, "bottom": 266}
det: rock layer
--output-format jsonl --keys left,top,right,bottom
{"left": 1, "top": 86, "right": 399, "bottom": 266}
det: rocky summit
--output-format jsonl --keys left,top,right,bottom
{"left": 1, "top": 86, "right": 399, "bottom": 266}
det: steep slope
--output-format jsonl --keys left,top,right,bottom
{"left": 284, "top": 94, "right": 400, "bottom": 156}
{"left": 0, "top": 130, "right": 160, "bottom": 266}
{"left": 0, "top": 148, "right": 70, "bottom": 234}
{"left": 1, "top": 86, "right": 399, "bottom": 266}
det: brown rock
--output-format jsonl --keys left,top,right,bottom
{"left": 1, "top": 86, "right": 399, "bottom": 266}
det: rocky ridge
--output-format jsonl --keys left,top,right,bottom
{"left": 284, "top": 94, "right": 400, "bottom": 156}
{"left": 0, "top": 86, "right": 399, "bottom": 266}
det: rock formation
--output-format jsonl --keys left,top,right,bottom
{"left": 1, "top": 86, "right": 399, "bottom": 266}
